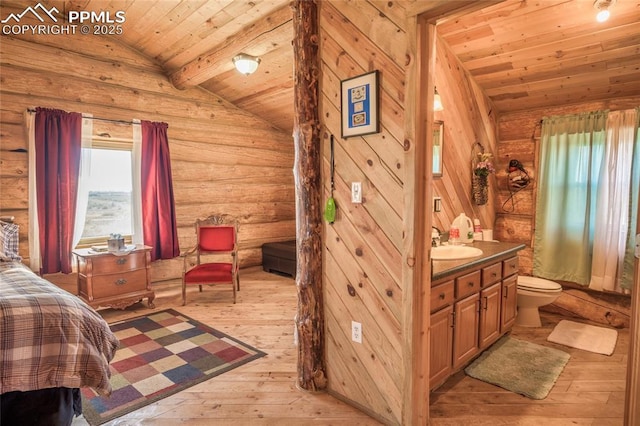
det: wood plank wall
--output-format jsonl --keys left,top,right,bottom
{"left": 318, "top": 2, "right": 497, "bottom": 424}
{"left": 432, "top": 34, "right": 498, "bottom": 234}
{"left": 319, "top": 2, "right": 406, "bottom": 424}
{"left": 0, "top": 6, "right": 295, "bottom": 284}
{"left": 495, "top": 97, "right": 640, "bottom": 275}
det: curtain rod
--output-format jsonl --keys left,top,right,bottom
{"left": 26, "top": 108, "right": 135, "bottom": 125}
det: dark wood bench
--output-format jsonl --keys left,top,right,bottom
{"left": 262, "top": 240, "right": 296, "bottom": 278}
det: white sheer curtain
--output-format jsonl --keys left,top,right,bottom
{"left": 131, "top": 119, "right": 144, "bottom": 246}
{"left": 72, "top": 114, "right": 94, "bottom": 248}
{"left": 25, "top": 110, "right": 40, "bottom": 272}
{"left": 589, "top": 109, "right": 638, "bottom": 292}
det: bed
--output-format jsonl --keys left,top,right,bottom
{"left": 0, "top": 223, "right": 119, "bottom": 425}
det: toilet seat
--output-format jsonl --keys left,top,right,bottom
{"left": 517, "top": 276, "right": 562, "bottom": 293}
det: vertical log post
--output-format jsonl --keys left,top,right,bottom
{"left": 291, "top": 0, "right": 326, "bottom": 391}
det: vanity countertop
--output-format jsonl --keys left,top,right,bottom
{"left": 431, "top": 240, "right": 526, "bottom": 283}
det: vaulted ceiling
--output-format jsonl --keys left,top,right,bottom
{"left": 4, "top": 0, "right": 640, "bottom": 134}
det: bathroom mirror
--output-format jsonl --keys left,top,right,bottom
{"left": 433, "top": 120, "right": 444, "bottom": 177}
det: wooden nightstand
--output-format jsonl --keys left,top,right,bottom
{"left": 74, "top": 245, "right": 155, "bottom": 310}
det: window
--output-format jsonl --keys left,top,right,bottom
{"left": 77, "top": 144, "right": 133, "bottom": 246}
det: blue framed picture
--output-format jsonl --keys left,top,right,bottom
{"left": 340, "top": 70, "right": 379, "bottom": 138}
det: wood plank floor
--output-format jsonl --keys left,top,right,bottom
{"left": 430, "top": 311, "right": 629, "bottom": 426}
{"left": 73, "top": 268, "right": 629, "bottom": 425}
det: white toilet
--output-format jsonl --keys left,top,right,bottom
{"left": 516, "top": 276, "right": 563, "bottom": 327}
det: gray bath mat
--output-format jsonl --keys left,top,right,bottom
{"left": 464, "top": 336, "right": 570, "bottom": 399}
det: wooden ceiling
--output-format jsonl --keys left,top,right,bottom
{"left": 4, "top": 0, "right": 640, "bottom": 134}
{"left": 438, "top": 0, "right": 640, "bottom": 114}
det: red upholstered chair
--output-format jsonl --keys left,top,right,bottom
{"left": 182, "top": 215, "right": 238, "bottom": 305}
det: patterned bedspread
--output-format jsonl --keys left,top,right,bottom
{"left": 0, "top": 261, "right": 119, "bottom": 396}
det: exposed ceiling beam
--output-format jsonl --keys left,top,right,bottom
{"left": 170, "top": 5, "right": 292, "bottom": 90}
{"left": 408, "top": 0, "right": 504, "bottom": 22}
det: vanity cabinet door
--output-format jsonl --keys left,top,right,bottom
{"left": 429, "top": 305, "right": 453, "bottom": 389}
{"left": 479, "top": 282, "right": 502, "bottom": 349}
{"left": 501, "top": 274, "right": 518, "bottom": 331}
{"left": 452, "top": 293, "right": 480, "bottom": 370}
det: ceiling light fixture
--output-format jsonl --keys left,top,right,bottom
{"left": 232, "top": 53, "right": 261, "bottom": 75}
{"left": 433, "top": 87, "right": 444, "bottom": 111}
{"left": 594, "top": 0, "right": 616, "bottom": 22}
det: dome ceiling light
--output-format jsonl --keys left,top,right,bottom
{"left": 232, "top": 53, "right": 261, "bottom": 75}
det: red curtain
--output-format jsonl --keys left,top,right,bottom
{"left": 34, "top": 108, "right": 82, "bottom": 274}
{"left": 141, "top": 121, "right": 180, "bottom": 261}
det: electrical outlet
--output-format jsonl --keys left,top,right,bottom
{"left": 351, "top": 321, "right": 362, "bottom": 343}
{"left": 351, "top": 182, "right": 362, "bottom": 203}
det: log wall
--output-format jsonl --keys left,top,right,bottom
{"left": 318, "top": 2, "right": 497, "bottom": 424}
{"left": 0, "top": 7, "right": 295, "bottom": 284}
{"left": 495, "top": 96, "right": 640, "bottom": 275}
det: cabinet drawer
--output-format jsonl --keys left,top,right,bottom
{"left": 91, "top": 269, "right": 148, "bottom": 299}
{"left": 431, "top": 280, "right": 454, "bottom": 312}
{"left": 89, "top": 251, "right": 147, "bottom": 274}
{"left": 455, "top": 270, "right": 481, "bottom": 299}
{"left": 503, "top": 256, "right": 519, "bottom": 277}
{"left": 482, "top": 262, "right": 502, "bottom": 287}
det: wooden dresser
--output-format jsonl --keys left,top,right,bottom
{"left": 74, "top": 245, "right": 155, "bottom": 310}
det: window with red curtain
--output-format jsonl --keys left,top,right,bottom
{"left": 34, "top": 107, "right": 82, "bottom": 274}
{"left": 140, "top": 120, "right": 180, "bottom": 261}
{"left": 31, "top": 112, "right": 179, "bottom": 272}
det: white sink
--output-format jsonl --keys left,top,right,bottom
{"left": 432, "top": 245, "right": 483, "bottom": 260}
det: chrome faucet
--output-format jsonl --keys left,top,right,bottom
{"left": 431, "top": 226, "right": 442, "bottom": 247}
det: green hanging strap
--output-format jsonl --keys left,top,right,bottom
{"left": 323, "top": 135, "right": 336, "bottom": 224}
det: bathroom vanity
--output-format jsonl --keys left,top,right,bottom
{"left": 429, "top": 241, "right": 525, "bottom": 390}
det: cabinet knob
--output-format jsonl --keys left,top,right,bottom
{"left": 492, "top": 272, "right": 498, "bottom": 277}
{"left": 468, "top": 282, "right": 474, "bottom": 287}
{"left": 439, "top": 293, "right": 445, "bottom": 300}
{"left": 116, "top": 258, "right": 127, "bottom": 265}
{"left": 115, "top": 278, "right": 127, "bottom": 285}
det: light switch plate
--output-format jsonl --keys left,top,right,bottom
{"left": 351, "top": 321, "right": 362, "bottom": 343}
{"left": 433, "top": 197, "right": 442, "bottom": 212}
{"left": 351, "top": 182, "right": 362, "bottom": 203}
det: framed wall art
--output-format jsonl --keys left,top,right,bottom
{"left": 340, "top": 70, "right": 379, "bottom": 138}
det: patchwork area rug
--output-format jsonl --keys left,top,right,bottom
{"left": 464, "top": 336, "right": 570, "bottom": 400}
{"left": 81, "top": 309, "right": 266, "bottom": 425}
{"left": 547, "top": 319, "right": 618, "bottom": 355}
